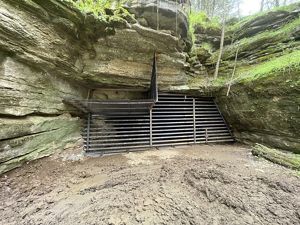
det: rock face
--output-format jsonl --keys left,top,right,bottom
{"left": 126, "top": 0, "right": 189, "bottom": 39}
{"left": 202, "top": 4, "right": 300, "bottom": 153}
{"left": 216, "top": 69, "right": 300, "bottom": 153}
{"left": 0, "top": 114, "right": 82, "bottom": 174}
{"left": 1, "top": 0, "right": 299, "bottom": 173}
{"left": 0, "top": 0, "right": 192, "bottom": 173}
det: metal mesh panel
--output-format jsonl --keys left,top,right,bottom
{"left": 83, "top": 93, "right": 234, "bottom": 154}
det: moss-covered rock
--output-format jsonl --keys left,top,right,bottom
{"left": 0, "top": 114, "right": 82, "bottom": 174}
{"left": 186, "top": 5, "right": 300, "bottom": 153}
{"left": 0, "top": 0, "right": 192, "bottom": 174}
{"left": 252, "top": 144, "right": 300, "bottom": 170}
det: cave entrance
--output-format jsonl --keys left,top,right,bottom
{"left": 65, "top": 53, "right": 234, "bottom": 154}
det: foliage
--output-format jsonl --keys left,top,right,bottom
{"left": 63, "top": 0, "right": 127, "bottom": 16}
{"left": 189, "top": 11, "right": 220, "bottom": 30}
{"left": 188, "top": 11, "right": 220, "bottom": 43}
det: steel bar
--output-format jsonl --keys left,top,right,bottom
{"left": 193, "top": 98, "right": 196, "bottom": 143}
{"left": 150, "top": 109, "right": 153, "bottom": 147}
{"left": 86, "top": 113, "right": 91, "bottom": 151}
{"left": 78, "top": 93, "right": 234, "bottom": 153}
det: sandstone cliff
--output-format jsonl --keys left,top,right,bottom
{"left": 0, "top": 0, "right": 191, "bottom": 173}
{"left": 190, "top": 4, "right": 300, "bottom": 153}
{"left": 0, "top": 0, "right": 299, "bottom": 174}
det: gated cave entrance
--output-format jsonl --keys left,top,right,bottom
{"left": 66, "top": 54, "right": 234, "bottom": 154}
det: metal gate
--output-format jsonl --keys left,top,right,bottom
{"left": 82, "top": 93, "right": 234, "bottom": 154}
{"left": 65, "top": 53, "right": 234, "bottom": 154}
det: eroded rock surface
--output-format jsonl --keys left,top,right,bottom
{"left": 0, "top": 0, "right": 192, "bottom": 173}
{"left": 189, "top": 4, "right": 300, "bottom": 152}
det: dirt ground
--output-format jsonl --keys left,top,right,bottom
{"left": 0, "top": 144, "right": 300, "bottom": 225}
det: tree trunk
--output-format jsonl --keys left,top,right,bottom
{"left": 237, "top": 1, "right": 241, "bottom": 18}
{"left": 214, "top": 17, "right": 226, "bottom": 79}
{"left": 226, "top": 44, "right": 239, "bottom": 96}
{"left": 211, "top": 0, "right": 216, "bottom": 18}
{"left": 260, "top": 0, "right": 265, "bottom": 12}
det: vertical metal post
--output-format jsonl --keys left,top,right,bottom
{"left": 150, "top": 108, "right": 153, "bottom": 147}
{"left": 205, "top": 128, "right": 208, "bottom": 144}
{"left": 193, "top": 98, "right": 196, "bottom": 143}
{"left": 175, "top": 0, "right": 178, "bottom": 36}
{"left": 156, "top": 0, "right": 159, "bottom": 30}
{"left": 86, "top": 113, "right": 91, "bottom": 151}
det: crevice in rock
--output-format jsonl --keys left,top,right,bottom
{"left": 0, "top": 128, "right": 60, "bottom": 145}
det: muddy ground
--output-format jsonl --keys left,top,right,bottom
{"left": 0, "top": 144, "right": 300, "bottom": 225}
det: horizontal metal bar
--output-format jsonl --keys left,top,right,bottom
{"left": 87, "top": 141, "right": 150, "bottom": 147}
{"left": 151, "top": 113, "right": 219, "bottom": 118}
{"left": 91, "top": 112, "right": 150, "bottom": 115}
{"left": 82, "top": 130, "right": 150, "bottom": 135}
{"left": 196, "top": 121, "right": 224, "bottom": 124}
{"left": 92, "top": 115, "right": 149, "bottom": 118}
{"left": 152, "top": 121, "right": 194, "bottom": 125}
{"left": 89, "top": 126, "right": 150, "bottom": 130}
{"left": 197, "top": 130, "right": 230, "bottom": 134}
{"left": 152, "top": 110, "right": 218, "bottom": 114}
{"left": 81, "top": 101, "right": 154, "bottom": 105}
{"left": 204, "top": 139, "right": 235, "bottom": 143}
{"left": 85, "top": 139, "right": 234, "bottom": 153}
{"left": 101, "top": 119, "right": 150, "bottom": 122}
{"left": 85, "top": 136, "right": 150, "bottom": 143}
{"left": 152, "top": 111, "right": 193, "bottom": 114}
{"left": 204, "top": 133, "right": 231, "bottom": 137}
{"left": 152, "top": 124, "right": 194, "bottom": 128}
{"left": 83, "top": 129, "right": 230, "bottom": 137}
{"left": 206, "top": 136, "right": 234, "bottom": 140}
{"left": 152, "top": 135, "right": 194, "bottom": 140}
{"left": 152, "top": 138, "right": 195, "bottom": 143}
{"left": 85, "top": 124, "right": 228, "bottom": 133}
{"left": 152, "top": 142, "right": 195, "bottom": 147}
{"left": 152, "top": 118, "right": 194, "bottom": 121}
{"left": 86, "top": 145, "right": 152, "bottom": 152}
{"left": 195, "top": 118, "right": 223, "bottom": 121}
{"left": 83, "top": 133, "right": 150, "bottom": 138}
{"left": 153, "top": 107, "right": 194, "bottom": 110}
{"left": 152, "top": 131, "right": 195, "bottom": 136}
{"left": 98, "top": 122, "right": 150, "bottom": 125}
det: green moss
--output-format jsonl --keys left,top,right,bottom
{"left": 215, "top": 17, "right": 300, "bottom": 62}
{"left": 61, "top": 0, "right": 134, "bottom": 23}
{"left": 189, "top": 11, "right": 220, "bottom": 30}
{"left": 238, "top": 50, "right": 300, "bottom": 82}
{"left": 64, "top": 0, "right": 112, "bottom": 15}
{"left": 0, "top": 115, "right": 82, "bottom": 174}
{"left": 252, "top": 144, "right": 300, "bottom": 170}
{"left": 188, "top": 11, "right": 220, "bottom": 43}
{"left": 210, "top": 49, "right": 300, "bottom": 90}
{"left": 108, "top": 15, "right": 127, "bottom": 28}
